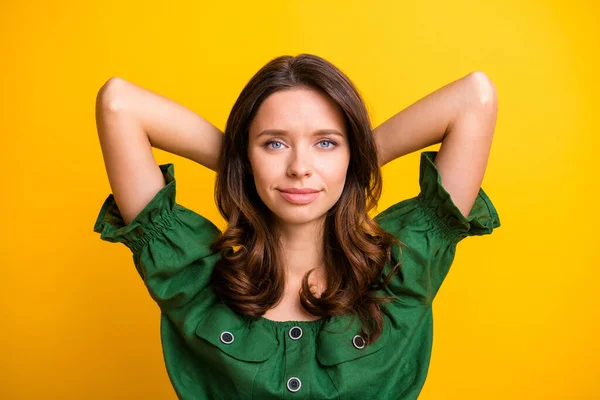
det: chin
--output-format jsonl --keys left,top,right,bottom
{"left": 268, "top": 206, "right": 327, "bottom": 226}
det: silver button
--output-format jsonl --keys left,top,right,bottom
{"left": 287, "top": 377, "right": 302, "bottom": 392}
{"left": 289, "top": 326, "right": 303, "bottom": 340}
{"left": 220, "top": 331, "right": 234, "bottom": 344}
{"left": 352, "top": 334, "right": 365, "bottom": 349}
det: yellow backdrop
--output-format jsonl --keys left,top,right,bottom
{"left": 1, "top": 0, "right": 597, "bottom": 398}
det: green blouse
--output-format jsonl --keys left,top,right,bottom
{"left": 93, "top": 151, "right": 501, "bottom": 400}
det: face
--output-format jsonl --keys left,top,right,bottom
{"left": 248, "top": 87, "right": 351, "bottom": 228}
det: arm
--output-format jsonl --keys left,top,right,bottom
{"left": 106, "top": 78, "right": 224, "bottom": 171}
{"left": 373, "top": 72, "right": 498, "bottom": 217}
{"left": 95, "top": 78, "right": 224, "bottom": 225}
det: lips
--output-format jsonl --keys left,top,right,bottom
{"left": 278, "top": 188, "right": 321, "bottom": 204}
{"left": 279, "top": 188, "right": 320, "bottom": 194}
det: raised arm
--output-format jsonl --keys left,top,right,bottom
{"left": 373, "top": 71, "right": 498, "bottom": 218}
{"left": 95, "top": 77, "right": 224, "bottom": 225}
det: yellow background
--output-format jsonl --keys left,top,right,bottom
{"left": 1, "top": 0, "right": 598, "bottom": 398}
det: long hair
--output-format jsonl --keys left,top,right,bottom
{"left": 210, "top": 53, "right": 404, "bottom": 345}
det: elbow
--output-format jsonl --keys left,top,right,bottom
{"left": 96, "top": 77, "right": 127, "bottom": 112}
{"left": 468, "top": 71, "right": 497, "bottom": 108}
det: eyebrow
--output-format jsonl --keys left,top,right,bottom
{"left": 256, "top": 129, "right": 346, "bottom": 139}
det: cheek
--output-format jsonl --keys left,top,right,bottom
{"left": 250, "top": 162, "right": 278, "bottom": 188}
{"left": 320, "top": 154, "right": 350, "bottom": 183}
{"left": 248, "top": 152, "right": 268, "bottom": 181}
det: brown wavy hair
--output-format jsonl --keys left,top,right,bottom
{"left": 209, "top": 53, "right": 404, "bottom": 345}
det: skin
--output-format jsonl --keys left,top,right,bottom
{"left": 98, "top": 73, "right": 496, "bottom": 322}
{"left": 247, "top": 87, "right": 351, "bottom": 292}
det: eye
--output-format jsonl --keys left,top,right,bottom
{"left": 263, "top": 139, "right": 338, "bottom": 150}
{"left": 318, "top": 139, "right": 337, "bottom": 149}
{"left": 264, "top": 140, "right": 284, "bottom": 149}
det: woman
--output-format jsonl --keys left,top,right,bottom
{"left": 94, "top": 54, "right": 500, "bottom": 399}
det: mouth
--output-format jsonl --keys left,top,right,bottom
{"left": 278, "top": 190, "right": 321, "bottom": 205}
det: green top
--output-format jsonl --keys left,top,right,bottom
{"left": 93, "top": 151, "right": 500, "bottom": 400}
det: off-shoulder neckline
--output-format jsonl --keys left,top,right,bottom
{"left": 257, "top": 316, "right": 328, "bottom": 329}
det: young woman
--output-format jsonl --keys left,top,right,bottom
{"left": 94, "top": 54, "right": 500, "bottom": 399}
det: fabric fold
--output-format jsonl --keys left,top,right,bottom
{"left": 416, "top": 151, "right": 501, "bottom": 242}
{"left": 92, "top": 162, "right": 222, "bottom": 310}
{"left": 374, "top": 150, "right": 502, "bottom": 305}
{"left": 93, "top": 163, "right": 179, "bottom": 253}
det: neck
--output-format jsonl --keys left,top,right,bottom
{"left": 274, "top": 217, "right": 326, "bottom": 282}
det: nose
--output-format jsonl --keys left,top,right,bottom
{"left": 286, "top": 147, "right": 313, "bottom": 178}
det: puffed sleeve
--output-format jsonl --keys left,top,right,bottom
{"left": 374, "top": 151, "right": 501, "bottom": 305}
{"left": 93, "top": 163, "right": 223, "bottom": 312}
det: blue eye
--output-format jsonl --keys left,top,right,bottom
{"left": 263, "top": 139, "right": 337, "bottom": 150}
{"left": 264, "top": 140, "right": 283, "bottom": 149}
{"left": 318, "top": 140, "right": 337, "bottom": 149}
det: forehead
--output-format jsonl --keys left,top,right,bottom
{"left": 249, "top": 88, "right": 346, "bottom": 137}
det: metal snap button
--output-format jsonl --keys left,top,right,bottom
{"left": 352, "top": 334, "right": 365, "bottom": 349}
{"left": 220, "top": 331, "right": 234, "bottom": 344}
{"left": 289, "top": 326, "right": 303, "bottom": 340}
{"left": 287, "top": 377, "right": 302, "bottom": 392}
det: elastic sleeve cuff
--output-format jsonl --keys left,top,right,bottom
{"left": 417, "top": 151, "right": 501, "bottom": 243}
{"left": 93, "top": 163, "right": 179, "bottom": 253}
